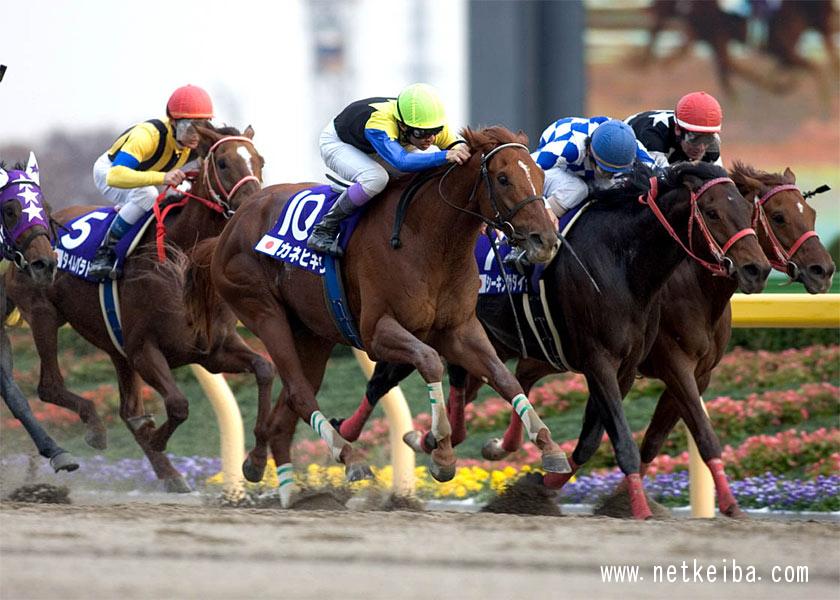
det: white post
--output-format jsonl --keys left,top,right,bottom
{"left": 686, "top": 398, "right": 714, "bottom": 518}
{"left": 190, "top": 365, "right": 245, "bottom": 501}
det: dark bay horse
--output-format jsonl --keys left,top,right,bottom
{"left": 1, "top": 155, "right": 78, "bottom": 472}
{"left": 643, "top": 0, "right": 838, "bottom": 99}
{"left": 631, "top": 162, "right": 834, "bottom": 517}
{"left": 337, "top": 162, "right": 771, "bottom": 518}
{"left": 186, "top": 126, "right": 569, "bottom": 488}
{"left": 6, "top": 126, "right": 274, "bottom": 491}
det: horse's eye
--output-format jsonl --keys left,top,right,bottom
{"left": 497, "top": 174, "right": 509, "bottom": 186}
{"left": 218, "top": 158, "right": 227, "bottom": 170}
{"left": 705, "top": 208, "right": 720, "bottom": 221}
{"left": 771, "top": 212, "right": 785, "bottom": 225}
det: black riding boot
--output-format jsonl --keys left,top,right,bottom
{"left": 306, "top": 190, "right": 356, "bottom": 258}
{"left": 87, "top": 231, "right": 121, "bottom": 280}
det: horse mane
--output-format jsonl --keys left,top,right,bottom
{"left": 587, "top": 162, "right": 656, "bottom": 206}
{"left": 211, "top": 124, "right": 242, "bottom": 136}
{"left": 460, "top": 126, "right": 528, "bottom": 154}
{"left": 661, "top": 161, "right": 728, "bottom": 189}
{"left": 0, "top": 161, "right": 28, "bottom": 171}
{"left": 730, "top": 161, "right": 793, "bottom": 188}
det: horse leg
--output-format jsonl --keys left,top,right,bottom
{"left": 112, "top": 359, "right": 190, "bottom": 492}
{"left": 437, "top": 318, "right": 570, "bottom": 474}
{"left": 129, "top": 342, "right": 189, "bottom": 453}
{"left": 484, "top": 358, "right": 557, "bottom": 459}
{"left": 1, "top": 327, "right": 78, "bottom": 472}
{"left": 583, "top": 360, "right": 652, "bottom": 520}
{"left": 543, "top": 395, "right": 603, "bottom": 490}
{"left": 266, "top": 396, "right": 300, "bottom": 507}
{"left": 333, "top": 361, "right": 415, "bottom": 442}
{"left": 200, "top": 336, "right": 275, "bottom": 483}
{"left": 367, "top": 314, "right": 456, "bottom": 482}
{"left": 638, "top": 389, "right": 681, "bottom": 474}
{"left": 402, "top": 364, "right": 481, "bottom": 454}
{"left": 28, "top": 308, "right": 107, "bottom": 449}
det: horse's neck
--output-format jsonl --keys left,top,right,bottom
{"left": 622, "top": 190, "right": 701, "bottom": 300}
{"left": 691, "top": 260, "right": 739, "bottom": 321}
{"left": 154, "top": 182, "right": 225, "bottom": 250}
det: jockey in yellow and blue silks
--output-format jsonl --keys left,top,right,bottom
{"left": 307, "top": 83, "right": 472, "bottom": 257}
{"left": 87, "top": 84, "right": 214, "bottom": 280}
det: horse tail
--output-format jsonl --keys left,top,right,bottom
{"left": 184, "top": 237, "right": 220, "bottom": 342}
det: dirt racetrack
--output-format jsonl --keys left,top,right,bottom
{"left": 1, "top": 501, "right": 838, "bottom": 600}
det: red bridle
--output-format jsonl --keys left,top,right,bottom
{"left": 640, "top": 176, "right": 757, "bottom": 276}
{"left": 752, "top": 184, "right": 819, "bottom": 275}
{"left": 152, "top": 135, "right": 261, "bottom": 261}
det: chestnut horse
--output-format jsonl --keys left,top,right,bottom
{"left": 186, "top": 126, "right": 569, "bottom": 495}
{"left": 336, "top": 162, "right": 772, "bottom": 518}
{"left": 6, "top": 125, "right": 274, "bottom": 491}
{"left": 1, "top": 155, "right": 78, "bottom": 472}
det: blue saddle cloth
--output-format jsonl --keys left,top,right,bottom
{"left": 254, "top": 185, "right": 364, "bottom": 273}
{"left": 55, "top": 207, "right": 153, "bottom": 282}
{"left": 475, "top": 203, "right": 583, "bottom": 296}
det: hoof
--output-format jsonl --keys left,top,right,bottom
{"left": 402, "top": 431, "right": 424, "bottom": 453}
{"left": 481, "top": 438, "right": 510, "bottom": 461}
{"left": 242, "top": 457, "right": 265, "bottom": 483}
{"left": 49, "top": 452, "right": 80, "bottom": 473}
{"left": 429, "top": 460, "right": 456, "bottom": 483}
{"left": 84, "top": 428, "right": 107, "bottom": 450}
{"left": 541, "top": 451, "right": 572, "bottom": 474}
{"left": 346, "top": 463, "right": 374, "bottom": 482}
{"left": 721, "top": 504, "right": 749, "bottom": 519}
{"left": 163, "top": 476, "right": 192, "bottom": 494}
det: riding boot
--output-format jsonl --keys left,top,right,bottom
{"left": 306, "top": 189, "right": 356, "bottom": 258}
{"left": 87, "top": 231, "right": 122, "bottom": 280}
{"left": 502, "top": 247, "right": 530, "bottom": 275}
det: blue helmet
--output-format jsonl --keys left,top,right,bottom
{"left": 590, "top": 119, "right": 637, "bottom": 174}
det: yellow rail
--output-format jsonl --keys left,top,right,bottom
{"left": 731, "top": 293, "right": 840, "bottom": 328}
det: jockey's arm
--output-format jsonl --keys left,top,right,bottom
{"left": 543, "top": 167, "right": 589, "bottom": 218}
{"left": 364, "top": 129, "right": 449, "bottom": 172}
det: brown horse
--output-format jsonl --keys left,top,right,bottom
{"left": 631, "top": 162, "right": 835, "bottom": 516}
{"left": 6, "top": 125, "right": 274, "bottom": 491}
{"left": 1, "top": 155, "right": 78, "bottom": 472}
{"left": 643, "top": 0, "right": 839, "bottom": 99}
{"left": 186, "top": 126, "right": 570, "bottom": 490}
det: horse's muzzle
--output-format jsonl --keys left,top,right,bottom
{"left": 524, "top": 232, "right": 559, "bottom": 265}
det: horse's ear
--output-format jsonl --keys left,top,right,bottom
{"left": 0, "top": 165, "right": 8, "bottom": 189}
{"left": 195, "top": 125, "right": 223, "bottom": 158}
{"left": 243, "top": 125, "right": 255, "bottom": 139}
{"left": 25, "top": 151, "right": 40, "bottom": 186}
{"left": 782, "top": 167, "right": 796, "bottom": 184}
{"left": 737, "top": 175, "right": 765, "bottom": 201}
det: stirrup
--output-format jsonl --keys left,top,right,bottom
{"left": 307, "top": 231, "right": 344, "bottom": 258}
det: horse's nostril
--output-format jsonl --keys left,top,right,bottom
{"left": 743, "top": 263, "right": 760, "bottom": 278}
{"left": 808, "top": 264, "right": 825, "bottom": 277}
{"left": 528, "top": 232, "right": 544, "bottom": 248}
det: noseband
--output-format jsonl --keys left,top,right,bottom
{"left": 752, "top": 184, "right": 819, "bottom": 279}
{"left": 640, "top": 176, "right": 756, "bottom": 276}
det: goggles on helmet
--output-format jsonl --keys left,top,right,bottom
{"left": 174, "top": 119, "right": 199, "bottom": 141}
{"left": 406, "top": 125, "right": 443, "bottom": 139}
{"left": 681, "top": 130, "right": 716, "bottom": 146}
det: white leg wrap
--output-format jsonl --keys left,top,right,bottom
{"left": 309, "top": 410, "right": 345, "bottom": 462}
{"left": 428, "top": 382, "right": 452, "bottom": 441}
{"left": 276, "top": 462, "right": 297, "bottom": 508}
{"left": 512, "top": 394, "right": 548, "bottom": 443}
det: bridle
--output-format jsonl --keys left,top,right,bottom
{"left": 438, "top": 142, "right": 545, "bottom": 242}
{"left": 639, "top": 176, "right": 757, "bottom": 277}
{"left": 0, "top": 177, "right": 53, "bottom": 272}
{"left": 201, "top": 135, "right": 261, "bottom": 213}
{"left": 152, "top": 135, "right": 262, "bottom": 261}
{"left": 752, "top": 183, "right": 819, "bottom": 280}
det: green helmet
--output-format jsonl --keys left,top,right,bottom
{"left": 396, "top": 83, "right": 447, "bottom": 129}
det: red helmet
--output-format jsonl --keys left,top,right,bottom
{"left": 167, "top": 85, "right": 214, "bottom": 119}
{"left": 675, "top": 91, "right": 722, "bottom": 133}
